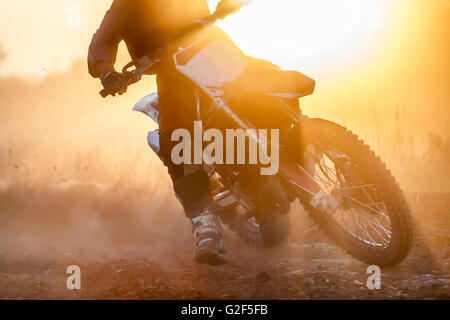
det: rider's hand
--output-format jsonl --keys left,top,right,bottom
{"left": 100, "top": 70, "right": 127, "bottom": 96}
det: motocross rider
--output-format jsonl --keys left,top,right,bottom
{"left": 88, "top": 0, "right": 246, "bottom": 265}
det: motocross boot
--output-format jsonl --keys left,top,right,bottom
{"left": 191, "top": 209, "right": 228, "bottom": 265}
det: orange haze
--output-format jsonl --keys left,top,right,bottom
{"left": 0, "top": 0, "right": 449, "bottom": 192}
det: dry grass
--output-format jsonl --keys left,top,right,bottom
{"left": 0, "top": 111, "right": 449, "bottom": 193}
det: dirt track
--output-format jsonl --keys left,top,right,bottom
{"left": 0, "top": 183, "right": 448, "bottom": 300}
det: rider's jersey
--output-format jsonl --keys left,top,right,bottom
{"left": 88, "top": 0, "right": 210, "bottom": 78}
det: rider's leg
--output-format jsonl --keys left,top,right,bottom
{"left": 158, "top": 130, "right": 228, "bottom": 265}
{"left": 155, "top": 68, "right": 228, "bottom": 265}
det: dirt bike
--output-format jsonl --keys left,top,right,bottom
{"left": 100, "top": 1, "right": 412, "bottom": 266}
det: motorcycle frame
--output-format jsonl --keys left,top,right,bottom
{"left": 134, "top": 29, "right": 322, "bottom": 202}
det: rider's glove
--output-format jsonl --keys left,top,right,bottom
{"left": 100, "top": 70, "right": 127, "bottom": 96}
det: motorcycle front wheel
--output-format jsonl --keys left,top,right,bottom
{"left": 297, "top": 117, "right": 413, "bottom": 266}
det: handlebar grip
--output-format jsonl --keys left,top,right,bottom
{"left": 100, "top": 89, "right": 109, "bottom": 98}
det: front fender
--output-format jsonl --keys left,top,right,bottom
{"left": 132, "top": 92, "right": 160, "bottom": 125}
{"left": 133, "top": 93, "right": 162, "bottom": 158}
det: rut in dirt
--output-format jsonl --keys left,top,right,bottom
{"left": 0, "top": 183, "right": 448, "bottom": 299}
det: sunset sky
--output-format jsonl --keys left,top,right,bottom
{"left": 0, "top": 0, "right": 449, "bottom": 142}
{"left": 0, "top": 0, "right": 447, "bottom": 80}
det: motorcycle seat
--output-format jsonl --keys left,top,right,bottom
{"left": 223, "top": 60, "right": 315, "bottom": 100}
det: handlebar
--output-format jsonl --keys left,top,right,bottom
{"left": 100, "top": 88, "right": 109, "bottom": 98}
{"left": 99, "top": 0, "right": 251, "bottom": 98}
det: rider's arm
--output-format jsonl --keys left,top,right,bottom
{"left": 88, "top": 0, "right": 129, "bottom": 78}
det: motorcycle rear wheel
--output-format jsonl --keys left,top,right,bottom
{"left": 222, "top": 176, "right": 290, "bottom": 247}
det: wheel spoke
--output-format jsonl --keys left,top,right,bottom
{"left": 361, "top": 216, "right": 390, "bottom": 244}
{"left": 337, "top": 184, "right": 375, "bottom": 190}
{"left": 345, "top": 194, "right": 385, "bottom": 216}
{"left": 304, "top": 142, "right": 393, "bottom": 248}
{"left": 358, "top": 215, "right": 378, "bottom": 245}
{"left": 366, "top": 219, "right": 391, "bottom": 243}
{"left": 361, "top": 187, "right": 387, "bottom": 217}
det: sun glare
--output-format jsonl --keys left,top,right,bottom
{"left": 208, "top": 0, "right": 392, "bottom": 72}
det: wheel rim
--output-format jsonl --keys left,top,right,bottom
{"left": 304, "top": 143, "right": 393, "bottom": 248}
